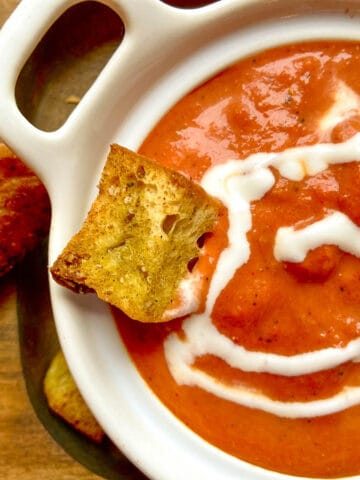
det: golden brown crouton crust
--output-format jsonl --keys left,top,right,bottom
{"left": 44, "top": 350, "right": 105, "bottom": 443}
{"left": 0, "top": 144, "right": 51, "bottom": 276}
{"left": 51, "top": 144, "right": 220, "bottom": 322}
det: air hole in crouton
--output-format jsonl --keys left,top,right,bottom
{"left": 107, "top": 236, "right": 133, "bottom": 251}
{"left": 197, "top": 231, "right": 213, "bottom": 248}
{"left": 134, "top": 180, "right": 145, "bottom": 189}
{"left": 146, "top": 183, "right": 158, "bottom": 193}
{"left": 187, "top": 257, "right": 199, "bottom": 272}
{"left": 136, "top": 165, "right": 146, "bottom": 178}
{"left": 162, "top": 214, "right": 179, "bottom": 235}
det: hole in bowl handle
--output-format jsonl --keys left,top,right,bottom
{"left": 0, "top": 0, "right": 236, "bottom": 191}
{"left": 0, "top": 0, "right": 200, "bottom": 188}
{"left": 0, "top": 0, "right": 82, "bottom": 184}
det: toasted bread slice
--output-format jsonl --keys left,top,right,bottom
{"left": 44, "top": 350, "right": 105, "bottom": 443}
{"left": 50, "top": 144, "right": 220, "bottom": 322}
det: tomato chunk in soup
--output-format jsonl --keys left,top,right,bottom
{"left": 114, "top": 42, "right": 360, "bottom": 478}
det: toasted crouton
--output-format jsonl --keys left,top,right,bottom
{"left": 44, "top": 350, "right": 105, "bottom": 443}
{"left": 50, "top": 144, "right": 220, "bottom": 322}
{"left": 0, "top": 143, "right": 50, "bottom": 276}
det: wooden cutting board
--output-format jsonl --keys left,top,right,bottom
{"left": 0, "top": 2, "right": 101, "bottom": 478}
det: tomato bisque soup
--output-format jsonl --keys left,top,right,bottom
{"left": 114, "top": 42, "right": 360, "bottom": 478}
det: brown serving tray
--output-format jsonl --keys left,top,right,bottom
{"left": 14, "top": 2, "right": 146, "bottom": 479}
{"left": 10, "top": 1, "right": 217, "bottom": 479}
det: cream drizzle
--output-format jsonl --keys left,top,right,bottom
{"left": 319, "top": 80, "right": 360, "bottom": 132}
{"left": 274, "top": 211, "right": 360, "bottom": 263}
{"left": 164, "top": 129, "right": 360, "bottom": 418}
{"left": 164, "top": 359, "right": 360, "bottom": 419}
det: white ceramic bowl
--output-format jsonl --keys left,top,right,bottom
{"left": 1, "top": 1, "right": 360, "bottom": 479}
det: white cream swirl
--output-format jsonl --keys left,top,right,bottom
{"left": 164, "top": 128, "right": 360, "bottom": 418}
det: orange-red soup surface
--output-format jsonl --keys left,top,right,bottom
{"left": 114, "top": 42, "right": 360, "bottom": 478}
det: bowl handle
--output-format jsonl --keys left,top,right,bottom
{"left": 0, "top": 0, "right": 240, "bottom": 188}
{"left": 0, "top": 0, "right": 75, "bottom": 182}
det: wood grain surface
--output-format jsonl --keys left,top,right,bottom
{"left": 0, "top": 1, "right": 101, "bottom": 478}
